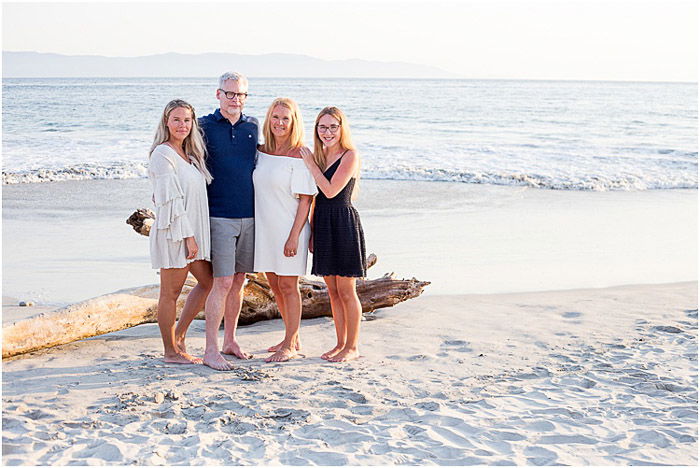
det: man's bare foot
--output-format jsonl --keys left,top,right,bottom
{"left": 203, "top": 351, "right": 235, "bottom": 371}
{"left": 222, "top": 342, "right": 253, "bottom": 360}
{"left": 328, "top": 348, "right": 360, "bottom": 362}
{"left": 320, "top": 345, "right": 344, "bottom": 360}
{"left": 265, "top": 347, "right": 298, "bottom": 363}
{"left": 267, "top": 339, "right": 302, "bottom": 353}
{"left": 163, "top": 352, "right": 202, "bottom": 365}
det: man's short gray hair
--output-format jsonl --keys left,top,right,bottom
{"left": 218, "top": 72, "right": 248, "bottom": 90}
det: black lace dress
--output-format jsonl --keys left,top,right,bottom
{"left": 311, "top": 154, "right": 367, "bottom": 278}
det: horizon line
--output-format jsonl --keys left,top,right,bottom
{"left": 2, "top": 76, "right": 697, "bottom": 85}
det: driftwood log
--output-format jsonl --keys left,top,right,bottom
{"left": 1, "top": 210, "right": 429, "bottom": 359}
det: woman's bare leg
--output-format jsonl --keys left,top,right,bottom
{"left": 174, "top": 260, "right": 212, "bottom": 357}
{"left": 158, "top": 267, "right": 201, "bottom": 364}
{"left": 266, "top": 275, "right": 302, "bottom": 362}
{"left": 266, "top": 272, "right": 287, "bottom": 351}
{"left": 266, "top": 273, "right": 302, "bottom": 352}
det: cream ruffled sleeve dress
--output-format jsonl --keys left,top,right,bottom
{"left": 148, "top": 144, "right": 211, "bottom": 269}
{"left": 252, "top": 151, "right": 318, "bottom": 276}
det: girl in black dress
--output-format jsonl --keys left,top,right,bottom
{"left": 300, "top": 107, "right": 366, "bottom": 362}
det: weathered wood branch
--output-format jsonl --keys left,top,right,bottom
{"left": 3, "top": 270, "right": 428, "bottom": 359}
{"left": 126, "top": 208, "right": 156, "bottom": 236}
{"left": 2, "top": 211, "right": 429, "bottom": 359}
{"left": 126, "top": 208, "right": 154, "bottom": 236}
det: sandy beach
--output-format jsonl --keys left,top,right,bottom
{"left": 2, "top": 7, "right": 697, "bottom": 463}
{"left": 2, "top": 282, "right": 697, "bottom": 465}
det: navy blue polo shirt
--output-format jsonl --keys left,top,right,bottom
{"left": 199, "top": 110, "right": 259, "bottom": 218}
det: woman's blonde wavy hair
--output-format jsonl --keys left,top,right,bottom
{"left": 150, "top": 99, "right": 212, "bottom": 184}
{"left": 259, "top": 97, "right": 305, "bottom": 154}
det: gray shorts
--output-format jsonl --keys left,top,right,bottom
{"left": 210, "top": 217, "right": 255, "bottom": 277}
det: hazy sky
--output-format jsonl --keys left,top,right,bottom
{"left": 2, "top": 0, "right": 697, "bottom": 81}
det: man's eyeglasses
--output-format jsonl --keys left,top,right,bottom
{"left": 219, "top": 90, "right": 248, "bottom": 100}
{"left": 317, "top": 124, "right": 340, "bottom": 133}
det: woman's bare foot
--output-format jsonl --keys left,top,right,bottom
{"left": 267, "top": 339, "right": 302, "bottom": 353}
{"left": 202, "top": 351, "right": 235, "bottom": 371}
{"left": 222, "top": 342, "right": 253, "bottom": 360}
{"left": 175, "top": 336, "right": 188, "bottom": 354}
{"left": 320, "top": 345, "right": 344, "bottom": 360}
{"left": 328, "top": 348, "right": 360, "bottom": 362}
{"left": 163, "top": 351, "right": 202, "bottom": 365}
{"left": 265, "top": 347, "right": 298, "bottom": 363}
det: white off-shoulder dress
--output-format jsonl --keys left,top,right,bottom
{"left": 149, "top": 144, "right": 210, "bottom": 269}
{"left": 252, "top": 151, "right": 317, "bottom": 276}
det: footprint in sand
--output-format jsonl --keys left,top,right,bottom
{"left": 443, "top": 339, "right": 468, "bottom": 346}
{"left": 652, "top": 325, "right": 683, "bottom": 333}
{"left": 523, "top": 446, "right": 559, "bottom": 465}
{"left": 441, "top": 339, "right": 473, "bottom": 353}
{"left": 349, "top": 404, "right": 374, "bottom": 416}
{"left": 329, "top": 386, "right": 368, "bottom": 404}
{"left": 407, "top": 354, "right": 429, "bottom": 361}
{"left": 24, "top": 409, "right": 53, "bottom": 420}
{"left": 404, "top": 424, "right": 426, "bottom": 436}
{"left": 416, "top": 401, "right": 441, "bottom": 411}
{"left": 525, "top": 420, "right": 556, "bottom": 432}
{"left": 562, "top": 311, "right": 581, "bottom": 319}
{"left": 632, "top": 429, "right": 672, "bottom": 448}
{"left": 550, "top": 353, "right": 575, "bottom": 363}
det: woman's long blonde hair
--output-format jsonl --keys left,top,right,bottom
{"left": 150, "top": 99, "right": 212, "bottom": 184}
{"left": 259, "top": 97, "right": 305, "bottom": 154}
{"left": 312, "top": 106, "right": 359, "bottom": 197}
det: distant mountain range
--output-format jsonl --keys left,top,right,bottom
{"left": 2, "top": 51, "right": 458, "bottom": 78}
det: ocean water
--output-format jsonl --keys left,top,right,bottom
{"left": 2, "top": 78, "right": 697, "bottom": 191}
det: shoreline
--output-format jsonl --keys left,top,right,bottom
{"left": 3, "top": 281, "right": 697, "bottom": 465}
{"left": 3, "top": 178, "right": 697, "bottom": 309}
{"left": 3, "top": 278, "right": 697, "bottom": 322}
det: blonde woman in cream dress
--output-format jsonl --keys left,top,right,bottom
{"left": 253, "top": 98, "right": 317, "bottom": 362}
{"left": 149, "top": 99, "right": 213, "bottom": 365}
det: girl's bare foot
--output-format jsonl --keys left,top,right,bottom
{"left": 175, "top": 336, "right": 187, "bottom": 354}
{"left": 328, "top": 348, "right": 360, "bottom": 362}
{"left": 320, "top": 345, "right": 344, "bottom": 360}
{"left": 163, "top": 352, "right": 202, "bottom": 365}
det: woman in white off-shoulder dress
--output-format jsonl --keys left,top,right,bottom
{"left": 253, "top": 97, "right": 317, "bottom": 363}
{"left": 149, "top": 99, "right": 213, "bottom": 365}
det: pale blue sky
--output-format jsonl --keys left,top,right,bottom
{"left": 2, "top": 0, "right": 697, "bottom": 81}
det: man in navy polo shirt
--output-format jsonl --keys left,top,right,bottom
{"left": 200, "top": 71, "right": 258, "bottom": 371}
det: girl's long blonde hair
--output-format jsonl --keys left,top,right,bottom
{"left": 312, "top": 106, "right": 359, "bottom": 197}
{"left": 259, "top": 97, "right": 305, "bottom": 154}
{"left": 150, "top": 99, "right": 212, "bottom": 184}
{"left": 312, "top": 106, "right": 356, "bottom": 170}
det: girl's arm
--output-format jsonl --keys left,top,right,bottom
{"left": 299, "top": 147, "right": 358, "bottom": 199}
{"left": 308, "top": 197, "right": 315, "bottom": 253}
